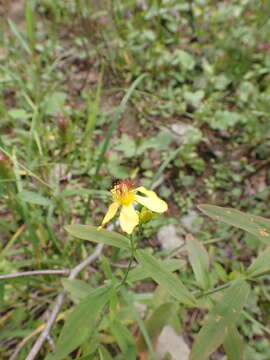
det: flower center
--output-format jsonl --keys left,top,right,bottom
{"left": 111, "top": 179, "right": 135, "bottom": 206}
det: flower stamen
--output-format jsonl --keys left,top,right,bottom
{"left": 111, "top": 179, "right": 135, "bottom": 206}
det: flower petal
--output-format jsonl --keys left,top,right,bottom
{"left": 119, "top": 204, "right": 139, "bottom": 234}
{"left": 135, "top": 186, "right": 168, "bottom": 213}
{"left": 100, "top": 202, "right": 119, "bottom": 227}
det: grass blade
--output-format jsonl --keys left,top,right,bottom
{"left": 83, "top": 67, "right": 103, "bottom": 146}
{"left": 7, "top": 19, "right": 31, "bottom": 55}
{"left": 94, "top": 73, "right": 148, "bottom": 179}
{"left": 83, "top": 73, "right": 147, "bottom": 222}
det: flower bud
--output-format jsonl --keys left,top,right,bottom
{"left": 139, "top": 209, "right": 155, "bottom": 224}
{"left": 57, "top": 116, "right": 69, "bottom": 132}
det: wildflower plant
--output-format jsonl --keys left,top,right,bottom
{"left": 60, "top": 182, "right": 270, "bottom": 360}
{"left": 2, "top": 170, "right": 270, "bottom": 360}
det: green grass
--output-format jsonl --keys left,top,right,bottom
{"left": 1, "top": 0, "right": 270, "bottom": 359}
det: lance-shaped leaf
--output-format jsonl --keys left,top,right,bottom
{"left": 190, "top": 279, "right": 249, "bottom": 360}
{"left": 62, "top": 279, "right": 94, "bottom": 302}
{"left": 65, "top": 225, "right": 131, "bottom": 250}
{"left": 247, "top": 247, "right": 270, "bottom": 277}
{"left": 223, "top": 326, "right": 244, "bottom": 360}
{"left": 186, "top": 234, "right": 210, "bottom": 290}
{"left": 110, "top": 320, "right": 137, "bottom": 359}
{"left": 135, "top": 249, "right": 196, "bottom": 306}
{"left": 127, "top": 259, "right": 184, "bottom": 283}
{"left": 46, "top": 284, "right": 112, "bottom": 360}
{"left": 198, "top": 204, "right": 270, "bottom": 244}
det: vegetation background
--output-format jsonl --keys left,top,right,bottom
{"left": 1, "top": 0, "right": 270, "bottom": 359}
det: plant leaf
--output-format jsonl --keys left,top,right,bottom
{"left": 46, "top": 284, "right": 112, "bottom": 360}
{"left": 19, "top": 190, "right": 51, "bottom": 206}
{"left": 190, "top": 279, "right": 249, "bottom": 360}
{"left": 65, "top": 225, "right": 131, "bottom": 250}
{"left": 210, "top": 111, "right": 243, "bottom": 131}
{"left": 110, "top": 320, "right": 136, "bottom": 359}
{"left": 186, "top": 234, "right": 210, "bottom": 289}
{"left": 99, "top": 345, "right": 113, "bottom": 360}
{"left": 176, "top": 49, "right": 195, "bottom": 70}
{"left": 198, "top": 204, "right": 270, "bottom": 244}
{"left": 135, "top": 249, "right": 196, "bottom": 306}
{"left": 127, "top": 259, "right": 184, "bottom": 283}
{"left": 223, "top": 326, "right": 244, "bottom": 360}
{"left": 44, "top": 92, "right": 66, "bottom": 115}
{"left": 246, "top": 247, "right": 270, "bottom": 277}
{"left": 62, "top": 279, "right": 94, "bottom": 303}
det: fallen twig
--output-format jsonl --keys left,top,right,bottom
{"left": 10, "top": 243, "right": 104, "bottom": 360}
{"left": 46, "top": 334, "right": 56, "bottom": 352}
{"left": 9, "top": 325, "right": 44, "bottom": 360}
{"left": 111, "top": 262, "right": 137, "bottom": 269}
{"left": 0, "top": 269, "right": 70, "bottom": 280}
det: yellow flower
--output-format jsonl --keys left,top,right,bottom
{"left": 99, "top": 179, "right": 168, "bottom": 234}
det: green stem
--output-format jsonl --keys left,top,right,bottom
{"left": 195, "top": 282, "right": 232, "bottom": 298}
{"left": 242, "top": 310, "right": 270, "bottom": 335}
{"left": 120, "top": 234, "right": 135, "bottom": 285}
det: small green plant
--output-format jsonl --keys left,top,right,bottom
{"left": 66, "top": 201, "right": 270, "bottom": 360}
{"left": 6, "top": 186, "right": 267, "bottom": 360}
